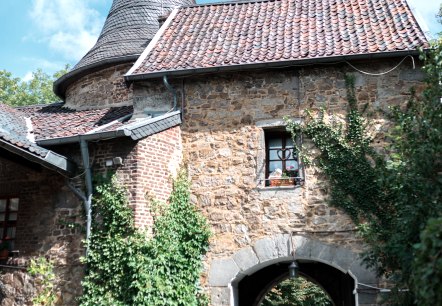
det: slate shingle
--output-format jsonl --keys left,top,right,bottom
{"left": 0, "top": 104, "right": 48, "bottom": 158}
{"left": 74, "top": 0, "right": 195, "bottom": 71}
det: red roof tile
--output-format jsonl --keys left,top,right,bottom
{"left": 128, "top": 0, "right": 429, "bottom": 76}
{"left": 18, "top": 104, "right": 133, "bottom": 140}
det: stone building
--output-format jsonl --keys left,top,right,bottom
{"left": 0, "top": 0, "right": 429, "bottom": 305}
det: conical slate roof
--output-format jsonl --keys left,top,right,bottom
{"left": 75, "top": 0, "right": 194, "bottom": 70}
{"left": 54, "top": 0, "right": 195, "bottom": 98}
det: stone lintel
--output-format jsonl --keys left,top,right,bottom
{"left": 233, "top": 247, "right": 259, "bottom": 271}
{"left": 209, "top": 258, "right": 240, "bottom": 286}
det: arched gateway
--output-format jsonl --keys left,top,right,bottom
{"left": 208, "top": 235, "right": 379, "bottom": 306}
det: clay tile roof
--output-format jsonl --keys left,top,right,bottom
{"left": 127, "top": 0, "right": 429, "bottom": 77}
{"left": 18, "top": 103, "right": 133, "bottom": 141}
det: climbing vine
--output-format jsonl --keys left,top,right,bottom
{"left": 28, "top": 257, "right": 57, "bottom": 306}
{"left": 286, "top": 41, "right": 441, "bottom": 305}
{"left": 80, "top": 170, "right": 210, "bottom": 306}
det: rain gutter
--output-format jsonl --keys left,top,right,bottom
{"left": 0, "top": 139, "right": 76, "bottom": 177}
{"left": 124, "top": 50, "right": 423, "bottom": 81}
{"left": 37, "top": 130, "right": 129, "bottom": 146}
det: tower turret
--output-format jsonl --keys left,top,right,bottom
{"left": 54, "top": 0, "right": 194, "bottom": 108}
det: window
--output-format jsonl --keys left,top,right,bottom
{"left": 265, "top": 130, "right": 299, "bottom": 187}
{"left": 0, "top": 198, "right": 19, "bottom": 250}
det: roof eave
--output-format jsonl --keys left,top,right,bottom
{"left": 37, "top": 129, "right": 129, "bottom": 146}
{"left": 0, "top": 139, "right": 76, "bottom": 177}
{"left": 125, "top": 49, "right": 424, "bottom": 81}
{"left": 36, "top": 110, "right": 182, "bottom": 145}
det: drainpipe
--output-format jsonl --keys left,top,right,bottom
{"left": 80, "top": 138, "right": 93, "bottom": 248}
{"left": 163, "top": 75, "right": 177, "bottom": 111}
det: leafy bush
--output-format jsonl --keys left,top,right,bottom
{"left": 80, "top": 171, "right": 210, "bottom": 305}
{"left": 261, "top": 278, "right": 332, "bottom": 306}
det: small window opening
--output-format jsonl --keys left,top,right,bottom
{"left": 0, "top": 197, "right": 19, "bottom": 251}
{"left": 265, "top": 130, "right": 300, "bottom": 187}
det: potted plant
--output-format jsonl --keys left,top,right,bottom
{"left": 279, "top": 172, "right": 295, "bottom": 186}
{"left": 0, "top": 238, "right": 11, "bottom": 260}
{"left": 269, "top": 169, "right": 283, "bottom": 186}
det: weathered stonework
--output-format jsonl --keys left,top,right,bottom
{"left": 64, "top": 63, "right": 134, "bottom": 110}
{"left": 172, "top": 58, "right": 423, "bottom": 305}
{"left": 177, "top": 59, "right": 424, "bottom": 256}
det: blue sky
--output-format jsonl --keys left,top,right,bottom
{"left": 0, "top": 0, "right": 440, "bottom": 81}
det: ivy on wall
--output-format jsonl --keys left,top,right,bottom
{"left": 80, "top": 170, "right": 210, "bottom": 306}
{"left": 286, "top": 41, "right": 441, "bottom": 305}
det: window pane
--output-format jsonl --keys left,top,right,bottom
{"left": 286, "top": 137, "right": 294, "bottom": 148}
{"left": 268, "top": 138, "right": 282, "bottom": 149}
{"left": 285, "top": 148, "right": 297, "bottom": 160}
{"left": 269, "top": 149, "right": 281, "bottom": 160}
{"left": 0, "top": 200, "right": 6, "bottom": 212}
{"left": 0, "top": 214, "right": 4, "bottom": 222}
{"left": 286, "top": 160, "right": 299, "bottom": 172}
{"left": 8, "top": 213, "right": 17, "bottom": 221}
{"left": 269, "top": 161, "right": 283, "bottom": 173}
{"left": 6, "top": 227, "right": 15, "bottom": 239}
{"left": 9, "top": 198, "right": 19, "bottom": 211}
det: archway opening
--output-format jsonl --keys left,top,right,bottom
{"left": 260, "top": 276, "right": 333, "bottom": 306}
{"left": 237, "top": 260, "right": 356, "bottom": 306}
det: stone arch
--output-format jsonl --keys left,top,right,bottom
{"left": 208, "top": 234, "right": 379, "bottom": 306}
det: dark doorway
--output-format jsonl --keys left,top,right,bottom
{"left": 237, "top": 260, "right": 356, "bottom": 306}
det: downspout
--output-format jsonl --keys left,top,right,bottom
{"left": 66, "top": 138, "right": 93, "bottom": 257}
{"left": 80, "top": 138, "right": 93, "bottom": 250}
{"left": 163, "top": 75, "right": 177, "bottom": 111}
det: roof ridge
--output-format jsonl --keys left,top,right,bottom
{"left": 181, "top": 0, "right": 276, "bottom": 8}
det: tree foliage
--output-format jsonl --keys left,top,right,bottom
{"left": 0, "top": 65, "right": 69, "bottom": 106}
{"left": 261, "top": 278, "right": 332, "bottom": 306}
{"left": 286, "top": 40, "right": 442, "bottom": 305}
{"left": 80, "top": 171, "right": 210, "bottom": 306}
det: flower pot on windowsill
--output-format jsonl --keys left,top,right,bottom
{"left": 269, "top": 178, "right": 295, "bottom": 187}
{"left": 0, "top": 249, "right": 9, "bottom": 260}
{"left": 270, "top": 179, "right": 282, "bottom": 187}
{"left": 280, "top": 177, "right": 295, "bottom": 186}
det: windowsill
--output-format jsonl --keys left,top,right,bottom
{"left": 256, "top": 185, "right": 302, "bottom": 191}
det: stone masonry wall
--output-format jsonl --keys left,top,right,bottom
{"left": 175, "top": 58, "right": 426, "bottom": 294}
{"left": 64, "top": 63, "right": 134, "bottom": 110}
{"left": 0, "top": 156, "right": 84, "bottom": 305}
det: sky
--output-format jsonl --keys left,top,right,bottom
{"left": 0, "top": 0, "right": 440, "bottom": 81}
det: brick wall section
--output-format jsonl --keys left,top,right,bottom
{"left": 76, "top": 127, "right": 182, "bottom": 230}
{"left": 0, "top": 155, "right": 84, "bottom": 305}
{"left": 0, "top": 126, "right": 182, "bottom": 303}
{"left": 64, "top": 63, "right": 134, "bottom": 110}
